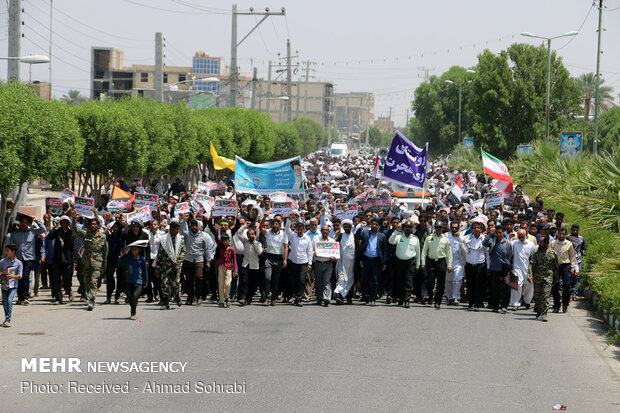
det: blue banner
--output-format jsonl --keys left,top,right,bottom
{"left": 381, "top": 131, "right": 428, "bottom": 189}
{"left": 235, "top": 156, "right": 304, "bottom": 195}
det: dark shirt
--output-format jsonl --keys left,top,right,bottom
{"left": 117, "top": 254, "right": 148, "bottom": 284}
{"left": 47, "top": 227, "right": 78, "bottom": 265}
{"left": 483, "top": 234, "right": 513, "bottom": 272}
{"left": 106, "top": 233, "right": 124, "bottom": 267}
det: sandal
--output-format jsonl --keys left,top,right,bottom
{"left": 3, "top": 322, "right": 10, "bottom": 327}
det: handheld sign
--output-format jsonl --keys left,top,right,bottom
{"left": 212, "top": 199, "right": 238, "bottom": 217}
{"left": 60, "top": 188, "right": 77, "bottom": 202}
{"left": 74, "top": 196, "right": 95, "bottom": 218}
{"left": 45, "top": 198, "right": 64, "bottom": 216}
{"left": 126, "top": 206, "right": 151, "bottom": 224}
{"left": 485, "top": 192, "right": 504, "bottom": 207}
{"left": 272, "top": 201, "right": 292, "bottom": 217}
{"left": 174, "top": 202, "right": 191, "bottom": 215}
{"left": 334, "top": 203, "right": 359, "bottom": 219}
{"left": 134, "top": 193, "right": 159, "bottom": 209}
{"left": 315, "top": 241, "right": 340, "bottom": 259}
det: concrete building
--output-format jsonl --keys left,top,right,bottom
{"left": 27, "top": 81, "right": 51, "bottom": 100}
{"left": 375, "top": 115, "right": 395, "bottom": 134}
{"left": 254, "top": 79, "right": 333, "bottom": 127}
{"left": 333, "top": 92, "right": 374, "bottom": 138}
{"left": 90, "top": 47, "right": 251, "bottom": 107}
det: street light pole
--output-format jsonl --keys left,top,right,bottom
{"left": 592, "top": 0, "right": 604, "bottom": 156}
{"left": 457, "top": 83, "right": 462, "bottom": 141}
{"left": 546, "top": 38, "right": 551, "bottom": 140}
{"left": 521, "top": 31, "right": 578, "bottom": 141}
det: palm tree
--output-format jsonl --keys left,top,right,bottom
{"left": 61, "top": 89, "right": 87, "bottom": 105}
{"left": 575, "top": 73, "right": 614, "bottom": 121}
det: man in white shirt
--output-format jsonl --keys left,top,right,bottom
{"left": 236, "top": 223, "right": 264, "bottom": 306}
{"left": 312, "top": 225, "right": 336, "bottom": 306}
{"left": 463, "top": 221, "right": 490, "bottom": 311}
{"left": 146, "top": 220, "right": 165, "bottom": 303}
{"left": 510, "top": 229, "right": 536, "bottom": 311}
{"left": 446, "top": 222, "right": 467, "bottom": 305}
{"left": 262, "top": 218, "right": 289, "bottom": 306}
{"left": 284, "top": 219, "right": 313, "bottom": 307}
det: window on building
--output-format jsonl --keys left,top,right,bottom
{"left": 179, "top": 74, "right": 186, "bottom": 83}
{"left": 141, "top": 72, "right": 148, "bottom": 82}
{"left": 163, "top": 72, "right": 168, "bottom": 83}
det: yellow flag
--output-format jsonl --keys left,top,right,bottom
{"left": 210, "top": 142, "right": 236, "bottom": 171}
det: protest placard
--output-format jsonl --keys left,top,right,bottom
{"left": 472, "top": 199, "right": 485, "bottom": 210}
{"left": 314, "top": 241, "right": 340, "bottom": 259}
{"left": 45, "top": 198, "right": 64, "bottom": 216}
{"left": 174, "top": 202, "right": 191, "bottom": 215}
{"left": 134, "top": 193, "right": 159, "bottom": 209}
{"left": 334, "top": 203, "right": 359, "bottom": 219}
{"left": 212, "top": 199, "right": 238, "bottom": 217}
{"left": 74, "top": 196, "right": 95, "bottom": 218}
{"left": 269, "top": 192, "right": 287, "bottom": 200}
{"left": 272, "top": 201, "right": 292, "bottom": 217}
{"left": 485, "top": 192, "right": 504, "bottom": 207}
{"left": 107, "top": 199, "right": 133, "bottom": 213}
{"left": 60, "top": 188, "right": 77, "bottom": 202}
{"left": 126, "top": 206, "right": 151, "bottom": 224}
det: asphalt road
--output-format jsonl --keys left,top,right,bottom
{"left": 1, "top": 287, "right": 619, "bottom": 413}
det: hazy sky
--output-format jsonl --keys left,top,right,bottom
{"left": 2, "top": 0, "right": 619, "bottom": 127}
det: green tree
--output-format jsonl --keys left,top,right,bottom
{"left": 71, "top": 100, "right": 148, "bottom": 193}
{"left": 0, "top": 82, "right": 83, "bottom": 245}
{"left": 61, "top": 89, "right": 87, "bottom": 105}
{"left": 598, "top": 106, "right": 620, "bottom": 154}
{"left": 366, "top": 126, "right": 393, "bottom": 148}
{"left": 467, "top": 43, "right": 580, "bottom": 157}
{"left": 293, "top": 118, "right": 325, "bottom": 155}
{"left": 408, "top": 66, "right": 474, "bottom": 155}
{"left": 272, "top": 122, "right": 303, "bottom": 160}
{"left": 575, "top": 73, "right": 615, "bottom": 121}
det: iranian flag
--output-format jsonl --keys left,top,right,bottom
{"left": 481, "top": 150, "right": 513, "bottom": 192}
{"left": 372, "top": 155, "right": 381, "bottom": 178}
{"left": 447, "top": 176, "right": 463, "bottom": 205}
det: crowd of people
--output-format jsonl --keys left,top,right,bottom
{"left": 1, "top": 151, "right": 586, "bottom": 326}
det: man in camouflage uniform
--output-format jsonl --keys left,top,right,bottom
{"left": 528, "top": 235, "right": 559, "bottom": 322}
{"left": 71, "top": 207, "right": 107, "bottom": 311}
{"left": 155, "top": 220, "right": 185, "bottom": 310}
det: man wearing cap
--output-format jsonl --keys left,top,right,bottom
{"left": 388, "top": 219, "right": 420, "bottom": 308}
{"left": 45, "top": 215, "right": 78, "bottom": 304}
{"left": 70, "top": 207, "right": 107, "bottom": 311}
{"left": 421, "top": 221, "right": 452, "bottom": 309}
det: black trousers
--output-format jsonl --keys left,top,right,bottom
{"left": 145, "top": 259, "right": 160, "bottom": 301}
{"left": 126, "top": 283, "right": 142, "bottom": 316}
{"left": 264, "top": 257, "right": 283, "bottom": 301}
{"left": 115, "top": 266, "right": 126, "bottom": 301}
{"left": 466, "top": 262, "right": 486, "bottom": 308}
{"left": 489, "top": 268, "right": 511, "bottom": 310}
{"left": 51, "top": 262, "right": 73, "bottom": 303}
{"left": 238, "top": 265, "right": 259, "bottom": 302}
{"left": 394, "top": 257, "right": 415, "bottom": 302}
{"left": 552, "top": 263, "right": 572, "bottom": 308}
{"left": 289, "top": 262, "right": 308, "bottom": 302}
{"left": 361, "top": 256, "right": 382, "bottom": 302}
{"left": 17, "top": 260, "right": 35, "bottom": 301}
{"left": 104, "top": 265, "right": 117, "bottom": 300}
{"left": 382, "top": 256, "right": 396, "bottom": 297}
{"left": 426, "top": 258, "right": 447, "bottom": 304}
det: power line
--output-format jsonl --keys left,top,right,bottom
{"left": 556, "top": 3, "right": 595, "bottom": 51}
{"left": 254, "top": 15, "right": 277, "bottom": 57}
{"left": 122, "top": 0, "right": 228, "bottom": 15}
{"left": 53, "top": 4, "right": 151, "bottom": 42}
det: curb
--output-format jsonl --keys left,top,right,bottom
{"left": 581, "top": 285, "right": 620, "bottom": 331}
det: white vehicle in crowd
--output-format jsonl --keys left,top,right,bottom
{"left": 330, "top": 142, "right": 348, "bottom": 158}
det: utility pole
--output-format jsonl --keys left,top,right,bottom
{"left": 388, "top": 106, "right": 393, "bottom": 134}
{"left": 7, "top": 0, "right": 20, "bottom": 81}
{"left": 229, "top": 4, "right": 285, "bottom": 107}
{"left": 593, "top": 0, "right": 604, "bottom": 156}
{"left": 251, "top": 66, "right": 257, "bottom": 110}
{"left": 154, "top": 32, "right": 163, "bottom": 102}
{"left": 266, "top": 60, "right": 272, "bottom": 116}
{"left": 286, "top": 38, "right": 292, "bottom": 122}
{"left": 48, "top": 0, "right": 53, "bottom": 99}
{"left": 365, "top": 94, "right": 370, "bottom": 146}
{"left": 304, "top": 60, "right": 310, "bottom": 115}
{"left": 406, "top": 108, "right": 410, "bottom": 130}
